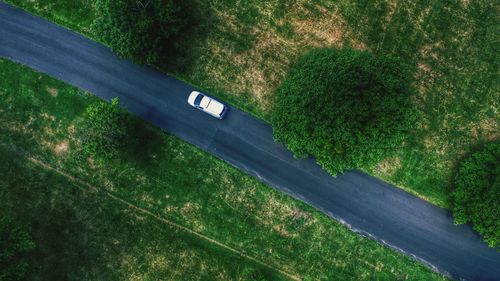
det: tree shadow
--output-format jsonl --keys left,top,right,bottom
{"left": 0, "top": 153, "right": 110, "bottom": 280}
{"left": 122, "top": 115, "right": 165, "bottom": 168}
{"left": 159, "top": 0, "right": 218, "bottom": 75}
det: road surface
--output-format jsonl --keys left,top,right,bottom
{"left": 0, "top": 2, "right": 499, "bottom": 280}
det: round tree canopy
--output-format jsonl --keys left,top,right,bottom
{"left": 272, "top": 48, "right": 416, "bottom": 175}
{"left": 92, "top": 0, "right": 185, "bottom": 65}
{"left": 452, "top": 141, "right": 500, "bottom": 249}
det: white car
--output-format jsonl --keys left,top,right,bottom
{"left": 187, "top": 91, "right": 228, "bottom": 119}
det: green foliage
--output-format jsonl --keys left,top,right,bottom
{"left": 92, "top": 0, "right": 185, "bottom": 64}
{"left": 79, "top": 97, "right": 128, "bottom": 162}
{"left": 451, "top": 142, "right": 500, "bottom": 249}
{"left": 0, "top": 58, "right": 447, "bottom": 281}
{"left": 0, "top": 217, "right": 35, "bottom": 281}
{"left": 272, "top": 48, "right": 416, "bottom": 175}
{"left": 4, "top": 0, "right": 95, "bottom": 37}
{"left": 7, "top": 0, "right": 500, "bottom": 209}
{"left": 240, "top": 267, "right": 269, "bottom": 281}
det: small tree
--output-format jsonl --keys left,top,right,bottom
{"left": 92, "top": 0, "right": 186, "bottom": 65}
{"left": 0, "top": 217, "right": 35, "bottom": 281}
{"left": 451, "top": 142, "right": 500, "bottom": 249}
{"left": 79, "top": 97, "right": 128, "bottom": 162}
{"left": 272, "top": 48, "right": 416, "bottom": 175}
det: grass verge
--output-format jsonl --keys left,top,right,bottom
{"left": 0, "top": 57, "right": 449, "bottom": 280}
{"left": 5, "top": 0, "right": 498, "bottom": 207}
{"left": 0, "top": 146, "right": 287, "bottom": 280}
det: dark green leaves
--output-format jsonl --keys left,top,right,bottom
{"left": 452, "top": 142, "right": 500, "bottom": 249}
{"left": 79, "top": 97, "right": 128, "bottom": 162}
{"left": 92, "top": 0, "right": 185, "bottom": 65}
{"left": 272, "top": 48, "right": 416, "bottom": 175}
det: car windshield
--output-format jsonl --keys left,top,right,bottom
{"left": 194, "top": 94, "right": 204, "bottom": 106}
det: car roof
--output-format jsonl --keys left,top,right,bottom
{"left": 206, "top": 99, "right": 225, "bottom": 115}
{"left": 200, "top": 96, "right": 211, "bottom": 108}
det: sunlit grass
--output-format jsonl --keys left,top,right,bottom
{"left": 5, "top": 0, "right": 498, "bottom": 207}
{"left": 0, "top": 58, "right": 448, "bottom": 280}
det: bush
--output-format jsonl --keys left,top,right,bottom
{"left": 240, "top": 267, "right": 269, "bottom": 281}
{"left": 0, "top": 217, "right": 35, "bottom": 281}
{"left": 79, "top": 97, "right": 128, "bottom": 162}
{"left": 272, "top": 48, "right": 416, "bottom": 175}
{"left": 451, "top": 142, "right": 500, "bottom": 249}
{"left": 92, "top": 0, "right": 186, "bottom": 65}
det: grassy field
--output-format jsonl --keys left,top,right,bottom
{"left": 0, "top": 58, "right": 449, "bottom": 280}
{"left": 0, "top": 147, "right": 285, "bottom": 281}
{"left": 340, "top": 1, "right": 500, "bottom": 207}
{"left": 5, "top": 0, "right": 498, "bottom": 207}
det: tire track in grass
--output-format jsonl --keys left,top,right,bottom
{"left": 0, "top": 142, "right": 301, "bottom": 281}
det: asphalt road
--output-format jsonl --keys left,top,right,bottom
{"left": 1, "top": 2, "right": 499, "bottom": 280}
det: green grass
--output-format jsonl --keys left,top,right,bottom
{"left": 0, "top": 58, "right": 448, "bottom": 279}
{"left": 6, "top": 0, "right": 498, "bottom": 207}
{"left": 4, "top": 0, "right": 94, "bottom": 36}
{"left": 0, "top": 147, "right": 283, "bottom": 281}
{"left": 338, "top": 0, "right": 500, "bottom": 208}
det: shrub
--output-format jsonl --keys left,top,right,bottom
{"left": 272, "top": 48, "right": 416, "bottom": 175}
{"left": 79, "top": 97, "right": 128, "bottom": 162}
{"left": 92, "top": 0, "right": 186, "bottom": 65}
{"left": 0, "top": 217, "right": 35, "bottom": 281}
{"left": 240, "top": 267, "right": 269, "bottom": 281}
{"left": 451, "top": 142, "right": 500, "bottom": 249}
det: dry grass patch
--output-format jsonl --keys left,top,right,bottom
{"left": 471, "top": 118, "right": 499, "bottom": 141}
{"left": 187, "top": 1, "right": 364, "bottom": 112}
{"left": 374, "top": 156, "right": 402, "bottom": 177}
{"left": 384, "top": 0, "right": 399, "bottom": 24}
{"left": 289, "top": 6, "right": 347, "bottom": 48}
{"left": 54, "top": 139, "right": 69, "bottom": 155}
{"left": 46, "top": 86, "right": 58, "bottom": 97}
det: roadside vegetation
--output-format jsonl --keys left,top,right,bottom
{"left": 92, "top": 0, "right": 186, "bottom": 65}
{"left": 451, "top": 142, "right": 500, "bottom": 249}
{"left": 0, "top": 58, "right": 449, "bottom": 279}
{"left": 6, "top": 0, "right": 498, "bottom": 209}
{"left": 272, "top": 48, "right": 416, "bottom": 175}
{"left": 78, "top": 97, "right": 128, "bottom": 162}
{"left": 3, "top": 0, "right": 95, "bottom": 36}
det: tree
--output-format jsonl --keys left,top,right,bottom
{"left": 0, "top": 217, "right": 35, "bottom": 281}
{"left": 79, "top": 97, "right": 128, "bottom": 162}
{"left": 272, "top": 48, "right": 416, "bottom": 175}
{"left": 92, "top": 0, "right": 186, "bottom": 65}
{"left": 451, "top": 141, "right": 500, "bottom": 249}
